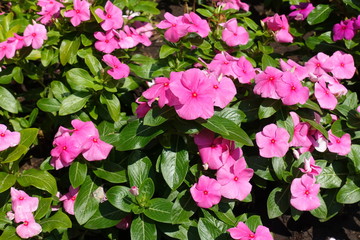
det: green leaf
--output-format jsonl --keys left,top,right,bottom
{"left": 136, "top": 178, "right": 155, "bottom": 204}
{"left": 310, "top": 194, "right": 327, "bottom": 219}
{"left": 343, "top": 0, "right": 360, "bottom": 11}
{"left": 336, "top": 177, "right": 360, "bottom": 204}
{"left": 0, "top": 226, "right": 20, "bottom": 240}
{"left": 41, "top": 48, "right": 56, "bottom": 67}
{"left": 128, "top": 152, "right": 152, "bottom": 187}
{"left": 51, "top": 81, "right": 70, "bottom": 101}
{"left": 41, "top": 211, "right": 72, "bottom": 233}
{"left": 330, "top": 120, "right": 347, "bottom": 138}
{"left": 243, "top": 17, "right": 259, "bottom": 31}
{"left": 348, "top": 144, "right": 360, "bottom": 173}
{"left": 272, "top": 157, "right": 286, "bottom": 180}
{"left": 18, "top": 128, "right": 38, "bottom": 148}
{"left": 93, "top": 161, "right": 127, "bottom": 184}
{"left": 261, "top": 54, "right": 278, "bottom": 69}
{"left": 59, "top": 37, "right": 80, "bottom": 65}
{"left": 84, "top": 201, "right": 127, "bottom": 229}
{"left": 106, "top": 186, "right": 133, "bottom": 212}
{"left": 2, "top": 144, "right": 28, "bottom": 163}
{"left": 74, "top": 175, "right": 100, "bottom": 225}
{"left": 133, "top": 1, "right": 160, "bottom": 15}
{"left": 307, "top": 4, "right": 333, "bottom": 25}
{"left": 34, "top": 197, "right": 52, "bottom": 220}
{"left": 144, "top": 198, "right": 173, "bottom": 223}
{"left": 267, "top": 186, "right": 290, "bottom": 219}
{"left": 210, "top": 202, "right": 237, "bottom": 226}
{"left": 299, "top": 113, "right": 328, "bottom": 139}
{"left": 161, "top": 135, "right": 189, "bottom": 190}
{"left": 17, "top": 169, "right": 57, "bottom": 195}
{"left": 322, "top": 189, "right": 343, "bottom": 221}
{"left": 114, "top": 120, "right": 164, "bottom": 151}
{"left": 100, "top": 93, "right": 121, "bottom": 122}
{"left": 196, "top": 8, "right": 213, "bottom": 18}
{"left": 198, "top": 216, "right": 228, "bottom": 240}
{"left": 247, "top": 156, "right": 274, "bottom": 181}
{"left": 159, "top": 45, "right": 179, "bottom": 59}
{"left": 171, "top": 190, "right": 197, "bottom": 224}
{"left": 276, "top": 110, "right": 294, "bottom": 141}
{"left": 37, "top": 98, "right": 61, "bottom": 112}
{"left": 200, "top": 115, "right": 229, "bottom": 135}
{"left": 69, "top": 161, "right": 87, "bottom": 188}
{"left": 258, "top": 99, "right": 281, "bottom": 119}
{"left": 246, "top": 215, "right": 263, "bottom": 232}
{"left": 143, "top": 107, "right": 174, "bottom": 127}
{"left": 66, "top": 68, "right": 97, "bottom": 92}
{"left": 85, "top": 54, "right": 102, "bottom": 75}
{"left": 12, "top": 67, "right": 23, "bottom": 84}
{"left": 0, "top": 172, "right": 16, "bottom": 193}
{"left": 0, "top": 86, "right": 19, "bottom": 113}
{"left": 131, "top": 54, "right": 157, "bottom": 64}
{"left": 131, "top": 215, "right": 157, "bottom": 240}
{"left": 298, "top": 99, "right": 323, "bottom": 114}
{"left": 316, "top": 164, "right": 342, "bottom": 189}
{"left": 59, "top": 92, "right": 91, "bottom": 116}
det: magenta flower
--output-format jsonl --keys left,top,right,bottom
{"left": 23, "top": 23, "right": 47, "bottom": 49}
{"left": 190, "top": 175, "right": 222, "bottom": 208}
{"left": 262, "top": 14, "right": 293, "bottom": 43}
{"left": 289, "top": 3, "right": 315, "bottom": 21}
{"left": 81, "top": 135, "right": 113, "bottom": 161}
{"left": 113, "top": 26, "right": 140, "bottom": 49}
{"left": 95, "top": 1, "right": 123, "bottom": 31}
{"left": 222, "top": 18, "right": 249, "bottom": 47}
{"left": 0, "top": 124, "right": 20, "bottom": 151}
{"left": 254, "top": 66, "right": 283, "bottom": 99}
{"left": 333, "top": 19, "right": 355, "bottom": 41}
{"left": 305, "top": 52, "right": 333, "bottom": 77}
{"left": 70, "top": 119, "right": 99, "bottom": 142}
{"left": 16, "top": 216, "right": 42, "bottom": 239}
{"left": 207, "top": 52, "right": 239, "bottom": 79}
{"left": 63, "top": 0, "right": 91, "bottom": 27}
{"left": 156, "top": 12, "right": 188, "bottom": 42}
{"left": 37, "top": 0, "right": 64, "bottom": 24}
{"left": 59, "top": 186, "right": 79, "bottom": 215}
{"left": 215, "top": 0, "right": 249, "bottom": 11}
{"left": 217, "top": 158, "right": 253, "bottom": 201}
{"left": 228, "top": 222, "right": 273, "bottom": 240}
{"left": 170, "top": 68, "right": 215, "bottom": 120}
{"left": 327, "top": 130, "right": 351, "bottom": 156}
{"left": 183, "top": 12, "right": 210, "bottom": 38}
{"left": 142, "top": 77, "right": 176, "bottom": 108}
{"left": 276, "top": 72, "right": 309, "bottom": 105}
{"left": 290, "top": 174, "right": 321, "bottom": 211}
{"left": 102, "top": 54, "right": 130, "bottom": 80}
{"left": 232, "top": 56, "right": 256, "bottom": 84}
{"left": 210, "top": 75, "right": 236, "bottom": 108}
{"left": 116, "top": 215, "right": 132, "bottom": 230}
{"left": 94, "top": 31, "right": 119, "bottom": 53}
{"left": 314, "top": 80, "right": 337, "bottom": 110}
{"left": 135, "top": 98, "right": 151, "bottom": 118}
{"left": 280, "top": 59, "right": 308, "bottom": 81}
{"left": 255, "top": 124, "right": 290, "bottom": 158}
{"left": 329, "top": 51, "right": 356, "bottom": 79}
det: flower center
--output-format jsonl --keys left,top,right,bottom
{"left": 213, "top": 85, "right": 218, "bottom": 89}
{"left": 192, "top": 92, "right": 198, "bottom": 98}
{"left": 107, "top": 14, "right": 112, "bottom": 19}
{"left": 336, "top": 139, "right": 341, "bottom": 143}
{"left": 172, "top": 23, "right": 176, "bottom": 27}
{"left": 316, "top": 63, "right": 321, "bottom": 67}
{"left": 31, "top": 33, "right": 37, "bottom": 37}
{"left": 203, "top": 190, "right": 208, "bottom": 195}
{"left": 93, "top": 138, "right": 98, "bottom": 143}
{"left": 223, "top": 61, "right": 229, "bottom": 65}
{"left": 249, "top": 234, "right": 255, "bottom": 238}
{"left": 304, "top": 190, "right": 310, "bottom": 195}
{"left": 71, "top": 196, "right": 76, "bottom": 201}
{"left": 76, "top": 9, "right": 80, "bottom": 14}
{"left": 234, "top": 176, "right": 238, "bottom": 181}
{"left": 341, "top": 26, "right": 347, "bottom": 30}
{"left": 1, "top": 46, "right": 6, "bottom": 50}
{"left": 23, "top": 221, "right": 29, "bottom": 226}
{"left": 0, "top": 133, "right": 5, "bottom": 137}
{"left": 242, "top": 70, "right": 247, "bottom": 73}
{"left": 234, "top": 33, "right": 237, "bottom": 36}
{"left": 211, "top": 144, "right": 216, "bottom": 148}
{"left": 113, "top": 65, "right": 118, "bottom": 69}
{"left": 62, "top": 146, "right": 67, "bottom": 150}
{"left": 19, "top": 196, "right": 24, "bottom": 200}
{"left": 291, "top": 86, "right": 296, "bottom": 91}
{"left": 105, "top": 39, "right": 109, "bottom": 43}
{"left": 163, "top": 82, "right": 169, "bottom": 87}
{"left": 340, "top": 63, "right": 345, "bottom": 67}
{"left": 269, "top": 76, "right": 274, "bottom": 81}
{"left": 271, "top": 139, "right": 276, "bottom": 143}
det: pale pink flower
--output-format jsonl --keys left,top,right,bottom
{"left": 81, "top": 135, "right": 113, "bottom": 161}
{"left": 327, "top": 130, "right": 351, "bottom": 156}
{"left": 210, "top": 75, "right": 236, "bottom": 108}
{"left": 279, "top": 59, "right": 308, "bottom": 81}
{"left": 183, "top": 12, "right": 210, "bottom": 38}
{"left": 262, "top": 14, "right": 293, "bottom": 43}
{"left": 23, "top": 23, "right": 48, "bottom": 49}
{"left": 222, "top": 18, "right": 249, "bottom": 47}
{"left": 94, "top": 31, "right": 119, "bottom": 53}
{"left": 289, "top": 3, "right": 315, "bottom": 21}
{"left": 289, "top": 112, "right": 312, "bottom": 148}
{"left": 228, "top": 222, "right": 273, "bottom": 240}
{"left": 314, "top": 80, "right": 337, "bottom": 110}
{"left": 328, "top": 79, "right": 348, "bottom": 97}
{"left": 50, "top": 132, "right": 82, "bottom": 169}
{"left": 305, "top": 52, "right": 333, "bottom": 77}
{"left": 102, "top": 54, "right": 130, "bottom": 80}
{"left": 59, "top": 186, "right": 79, "bottom": 215}
{"left": 254, "top": 66, "right": 283, "bottom": 99}
{"left": 299, "top": 157, "right": 322, "bottom": 176}
{"left": 114, "top": 26, "right": 139, "bottom": 49}
{"left": 217, "top": 158, "right": 253, "bottom": 201}
{"left": 329, "top": 51, "right": 356, "bottom": 79}
{"left": 215, "top": 0, "right": 249, "bottom": 11}
{"left": 134, "top": 21, "right": 154, "bottom": 39}
{"left": 232, "top": 56, "right": 256, "bottom": 84}
{"left": 0, "top": 124, "right": 20, "bottom": 151}
{"left": 0, "top": 41, "right": 16, "bottom": 60}
{"left": 255, "top": 124, "right": 290, "bottom": 158}
{"left": 142, "top": 77, "right": 175, "bottom": 108}
{"left": 190, "top": 175, "right": 222, "bottom": 208}
{"left": 156, "top": 12, "right": 188, "bottom": 42}
{"left": 95, "top": 1, "right": 123, "bottom": 31}
{"left": 7, "top": 33, "right": 25, "bottom": 50}
{"left": 63, "top": 0, "right": 91, "bottom": 27}
{"left": 11, "top": 188, "right": 39, "bottom": 217}
{"left": 170, "top": 68, "right": 215, "bottom": 120}
{"left": 16, "top": 216, "right": 42, "bottom": 239}
{"left": 276, "top": 72, "right": 309, "bottom": 105}
{"left": 290, "top": 174, "right": 321, "bottom": 211}
{"left": 207, "top": 52, "right": 239, "bottom": 79}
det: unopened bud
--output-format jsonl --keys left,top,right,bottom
{"left": 129, "top": 186, "right": 139, "bottom": 196}
{"left": 6, "top": 211, "right": 14, "bottom": 221}
{"left": 202, "top": 163, "right": 209, "bottom": 171}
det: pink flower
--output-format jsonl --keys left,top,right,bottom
{"left": 142, "top": 77, "right": 174, "bottom": 108}
{"left": 290, "top": 174, "right": 320, "bottom": 211}
{"left": 299, "top": 157, "right": 322, "bottom": 176}
{"left": 280, "top": 59, "right": 308, "bottom": 81}
{"left": 134, "top": 21, "right": 154, "bottom": 39}
{"left": 170, "top": 68, "right": 215, "bottom": 120}
{"left": 289, "top": 3, "right": 315, "bottom": 21}
{"left": 232, "top": 56, "right": 256, "bottom": 84}
{"left": 70, "top": 119, "right": 99, "bottom": 142}
{"left": 113, "top": 26, "right": 139, "bottom": 49}
{"left": 190, "top": 175, "right": 222, "bottom": 208}
{"left": 305, "top": 52, "right": 333, "bottom": 77}
{"left": 59, "top": 186, "right": 79, "bottom": 215}
{"left": 228, "top": 222, "right": 273, "bottom": 240}
{"left": 217, "top": 158, "right": 253, "bottom": 201}
{"left": 210, "top": 75, "right": 236, "bottom": 108}
{"left": 262, "top": 14, "right": 293, "bottom": 43}
{"left": 23, "top": 23, "right": 47, "bottom": 49}
{"left": 255, "top": 124, "right": 290, "bottom": 158}
{"left": 0, "top": 124, "right": 20, "bottom": 151}
{"left": 275, "top": 72, "right": 309, "bottom": 105}
{"left": 102, "top": 54, "right": 130, "bottom": 80}
{"left": 289, "top": 112, "right": 312, "bottom": 148}
{"left": 314, "top": 80, "right": 337, "bottom": 110}
{"left": 135, "top": 98, "right": 151, "bottom": 118}
{"left": 63, "top": 0, "right": 91, "bottom": 27}
{"left": 275, "top": 29, "right": 294, "bottom": 43}
{"left": 94, "top": 31, "right": 119, "bottom": 53}
{"left": 222, "top": 18, "right": 249, "bottom": 47}
{"left": 116, "top": 215, "right": 132, "bottom": 229}
{"left": 0, "top": 41, "right": 16, "bottom": 60}
{"left": 11, "top": 188, "right": 39, "bottom": 217}
{"left": 183, "top": 12, "right": 210, "bottom": 38}
{"left": 16, "top": 216, "right": 42, "bottom": 239}
{"left": 207, "top": 52, "right": 239, "bottom": 79}
{"left": 7, "top": 33, "right": 25, "bottom": 50}
{"left": 156, "top": 12, "right": 188, "bottom": 42}
{"left": 50, "top": 132, "right": 82, "bottom": 169}
{"left": 254, "top": 66, "right": 283, "bottom": 99}
{"left": 215, "top": 0, "right": 249, "bottom": 11}
{"left": 327, "top": 130, "right": 351, "bottom": 156}
{"left": 81, "top": 135, "right": 113, "bottom": 161}
{"left": 329, "top": 51, "right": 356, "bottom": 79}
{"left": 95, "top": 1, "right": 123, "bottom": 31}
{"left": 37, "top": 0, "right": 64, "bottom": 24}
{"left": 333, "top": 19, "right": 355, "bottom": 41}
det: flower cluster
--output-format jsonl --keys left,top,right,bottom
{"left": 332, "top": 16, "right": 360, "bottom": 41}
{"left": 213, "top": 0, "right": 250, "bottom": 11}
{"left": 190, "top": 130, "right": 254, "bottom": 208}
{"left": 50, "top": 119, "right": 113, "bottom": 169}
{"left": 288, "top": 3, "right": 315, "bottom": 21}
{"left": 262, "top": 14, "right": 293, "bottom": 43}
{"left": 64, "top": 0, "right": 91, "bottom": 27}
{"left": 36, "top": 0, "right": 64, "bottom": 24}
{"left": 10, "top": 188, "right": 42, "bottom": 239}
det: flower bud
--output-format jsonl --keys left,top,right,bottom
{"left": 129, "top": 186, "right": 139, "bottom": 196}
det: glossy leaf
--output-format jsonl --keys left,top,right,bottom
{"left": 106, "top": 186, "right": 133, "bottom": 212}
{"left": 41, "top": 210, "right": 72, "bottom": 233}
{"left": 0, "top": 172, "right": 16, "bottom": 193}
{"left": 59, "top": 92, "right": 91, "bottom": 116}
{"left": 84, "top": 202, "right": 127, "bottom": 229}
{"left": 17, "top": 169, "right": 57, "bottom": 195}
{"left": 69, "top": 161, "right": 87, "bottom": 188}
{"left": 307, "top": 4, "right": 333, "bottom": 25}
{"left": 60, "top": 37, "right": 80, "bottom": 65}
{"left": 130, "top": 215, "right": 157, "bottom": 240}
{"left": 0, "top": 86, "right": 19, "bottom": 113}
{"left": 267, "top": 186, "right": 290, "bottom": 219}
{"left": 336, "top": 178, "right": 360, "bottom": 204}
{"left": 144, "top": 198, "right": 173, "bottom": 223}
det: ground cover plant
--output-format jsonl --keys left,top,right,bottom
{"left": 0, "top": 0, "right": 360, "bottom": 239}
